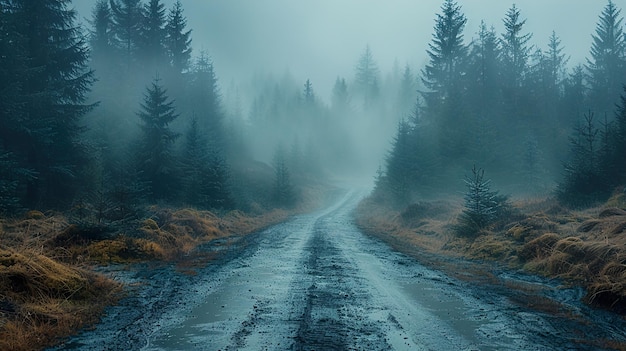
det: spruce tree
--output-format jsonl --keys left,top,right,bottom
{"left": 165, "top": 0, "right": 192, "bottom": 74}
{"left": 421, "top": 0, "right": 468, "bottom": 100}
{"left": 458, "top": 166, "right": 505, "bottom": 236}
{"left": 331, "top": 76, "right": 350, "bottom": 115}
{"left": 557, "top": 111, "right": 609, "bottom": 207}
{"left": 137, "top": 77, "right": 180, "bottom": 202}
{"left": 421, "top": 0, "right": 468, "bottom": 158}
{"left": 4, "top": 0, "right": 95, "bottom": 208}
{"left": 383, "top": 120, "right": 414, "bottom": 207}
{"left": 272, "top": 145, "right": 295, "bottom": 207}
{"left": 586, "top": 0, "right": 626, "bottom": 116}
{"left": 139, "top": 0, "right": 167, "bottom": 68}
{"left": 354, "top": 44, "right": 380, "bottom": 107}
{"left": 180, "top": 117, "right": 233, "bottom": 210}
{"left": 500, "top": 4, "right": 532, "bottom": 88}
{"left": 89, "top": 0, "right": 116, "bottom": 63}
{"left": 189, "top": 52, "right": 223, "bottom": 148}
{"left": 467, "top": 21, "right": 501, "bottom": 117}
{"left": 109, "top": 0, "right": 143, "bottom": 64}
{"left": 395, "top": 65, "right": 416, "bottom": 119}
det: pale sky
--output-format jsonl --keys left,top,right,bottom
{"left": 73, "top": 0, "right": 626, "bottom": 102}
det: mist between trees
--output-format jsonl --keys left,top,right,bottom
{"left": 1, "top": 0, "right": 625, "bottom": 217}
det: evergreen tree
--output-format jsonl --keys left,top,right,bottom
{"left": 557, "top": 111, "right": 609, "bottom": 207}
{"left": 331, "top": 76, "right": 350, "bottom": 114}
{"left": 586, "top": 0, "right": 626, "bottom": 116}
{"left": 421, "top": 0, "right": 468, "bottom": 158}
{"left": 4, "top": 0, "right": 95, "bottom": 208}
{"left": 531, "top": 31, "right": 567, "bottom": 123}
{"left": 395, "top": 64, "right": 416, "bottom": 119}
{"left": 519, "top": 134, "right": 544, "bottom": 192}
{"left": 303, "top": 79, "right": 315, "bottom": 106}
{"left": 180, "top": 117, "right": 233, "bottom": 210}
{"left": 354, "top": 44, "right": 380, "bottom": 107}
{"left": 205, "top": 151, "right": 234, "bottom": 210}
{"left": 165, "top": 0, "right": 192, "bottom": 74}
{"left": 109, "top": 0, "right": 143, "bottom": 64}
{"left": 0, "top": 148, "right": 27, "bottom": 215}
{"left": 88, "top": 0, "right": 120, "bottom": 101}
{"left": 136, "top": 77, "right": 180, "bottom": 202}
{"left": 500, "top": 4, "right": 533, "bottom": 88}
{"left": 139, "top": 0, "right": 167, "bottom": 68}
{"left": 272, "top": 145, "right": 295, "bottom": 207}
{"left": 189, "top": 52, "right": 223, "bottom": 148}
{"left": 383, "top": 119, "right": 414, "bottom": 207}
{"left": 89, "top": 0, "right": 116, "bottom": 63}
{"left": 467, "top": 21, "right": 501, "bottom": 111}
{"left": 606, "top": 87, "right": 626, "bottom": 184}
{"left": 561, "top": 65, "right": 587, "bottom": 126}
{"left": 457, "top": 166, "right": 506, "bottom": 236}
{"left": 421, "top": 0, "right": 468, "bottom": 104}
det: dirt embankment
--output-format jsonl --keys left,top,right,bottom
{"left": 354, "top": 190, "right": 626, "bottom": 315}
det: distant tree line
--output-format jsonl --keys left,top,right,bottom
{"left": 2, "top": 0, "right": 624, "bottom": 218}
{"left": 375, "top": 0, "right": 626, "bottom": 209}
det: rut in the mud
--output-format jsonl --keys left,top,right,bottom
{"left": 52, "top": 191, "right": 626, "bottom": 351}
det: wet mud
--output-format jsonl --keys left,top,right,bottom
{"left": 50, "top": 191, "right": 626, "bottom": 350}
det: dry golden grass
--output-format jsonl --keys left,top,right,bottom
{"left": 356, "top": 192, "right": 626, "bottom": 314}
{"left": 0, "top": 242, "right": 121, "bottom": 351}
{"left": 0, "top": 182, "right": 336, "bottom": 350}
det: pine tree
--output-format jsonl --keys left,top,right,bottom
{"left": 189, "top": 52, "right": 223, "bottom": 147}
{"left": 137, "top": 77, "right": 180, "bottom": 202}
{"left": 468, "top": 21, "right": 501, "bottom": 111}
{"left": 383, "top": 119, "right": 414, "bottom": 207}
{"left": 303, "top": 79, "right": 315, "bottom": 106}
{"left": 421, "top": 0, "right": 468, "bottom": 158}
{"left": 4, "top": 0, "right": 95, "bottom": 208}
{"left": 500, "top": 4, "right": 533, "bottom": 88}
{"left": 109, "top": 0, "right": 143, "bottom": 64}
{"left": 586, "top": 0, "right": 626, "bottom": 116}
{"left": 395, "top": 64, "right": 416, "bottom": 119}
{"left": 606, "top": 87, "right": 626, "bottom": 184}
{"left": 180, "top": 117, "right": 208, "bottom": 206}
{"left": 89, "top": 0, "right": 116, "bottom": 62}
{"left": 421, "top": 0, "right": 468, "bottom": 107}
{"left": 561, "top": 65, "right": 587, "bottom": 126}
{"left": 139, "top": 0, "right": 167, "bottom": 68}
{"left": 180, "top": 117, "right": 233, "bottom": 210}
{"left": 457, "top": 166, "right": 505, "bottom": 236}
{"left": 165, "top": 0, "right": 192, "bottom": 74}
{"left": 205, "top": 151, "right": 234, "bottom": 210}
{"left": 272, "top": 145, "right": 295, "bottom": 207}
{"left": 557, "top": 111, "right": 609, "bottom": 207}
{"left": 531, "top": 31, "right": 568, "bottom": 124}
{"left": 354, "top": 44, "right": 380, "bottom": 107}
{"left": 331, "top": 76, "right": 350, "bottom": 114}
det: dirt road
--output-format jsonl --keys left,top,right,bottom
{"left": 53, "top": 191, "right": 626, "bottom": 350}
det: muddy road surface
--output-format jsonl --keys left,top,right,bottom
{"left": 53, "top": 191, "right": 626, "bottom": 350}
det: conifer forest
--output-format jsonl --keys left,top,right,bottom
{"left": 3, "top": 1, "right": 626, "bottom": 350}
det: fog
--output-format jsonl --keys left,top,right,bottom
{"left": 58, "top": 0, "right": 626, "bottom": 211}
{"left": 73, "top": 0, "right": 621, "bottom": 102}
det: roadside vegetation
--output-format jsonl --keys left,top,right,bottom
{"left": 0, "top": 178, "right": 330, "bottom": 351}
{"left": 359, "top": 0, "right": 626, "bottom": 319}
{"left": 357, "top": 188, "right": 626, "bottom": 313}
